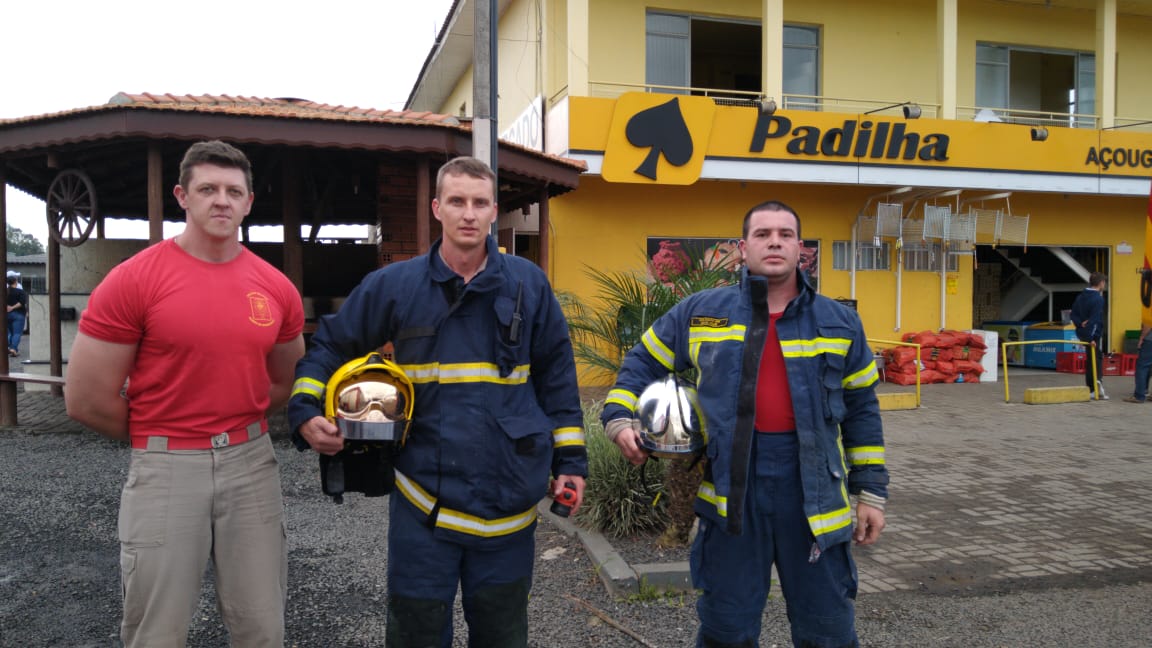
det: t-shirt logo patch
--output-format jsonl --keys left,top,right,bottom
{"left": 690, "top": 316, "right": 729, "bottom": 328}
{"left": 247, "top": 292, "right": 276, "bottom": 327}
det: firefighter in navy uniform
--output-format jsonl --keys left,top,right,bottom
{"left": 603, "top": 201, "right": 887, "bottom": 648}
{"left": 288, "top": 157, "right": 587, "bottom": 648}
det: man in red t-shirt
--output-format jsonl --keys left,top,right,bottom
{"left": 66, "top": 140, "right": 304, "bottom": 647}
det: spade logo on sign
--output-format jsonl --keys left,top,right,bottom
{"left": 625, "top": 98, "right": 694, "bottom": 180}
{"left": 602, "top": 92, "right": 715, "bottom": 185}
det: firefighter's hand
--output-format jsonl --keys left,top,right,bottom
{"left": 298, "top": 416, "right": 344, "bottom": 456}
{"left": 553, "top": 475, "right": 586, "bottom": 515}
{"left": 606, "top": 418, "right": 648, "bottom": 465}
{"left": 853, "top": 502, "right": 886, "bottom": 545}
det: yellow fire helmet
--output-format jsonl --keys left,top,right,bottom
{"left": 324, "top": 352, "right": 414, "bottom": 444}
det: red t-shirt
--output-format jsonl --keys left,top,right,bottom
{"left": 79, "top": 238, "right": 304, "bottom": 443}
{"left": 754, "top": 312, "right": 796, "bottom": 432}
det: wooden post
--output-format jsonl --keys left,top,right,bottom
{"left": 538, "top": 187, "right": 551, "bottom": 277}
{"left": 147, "top": 143, "right": 163, "bottom": 244}
{"left": 0, "top": 163, "right": 16, "bottom": 425}
{"left": 416, "top": 157, "right": 431, "bottom": 255}
{"left": 281, "top": 152, "right": 304, "bottom": 293}
{"left": 48, "top": 237, "right": 62, "bottom": 397}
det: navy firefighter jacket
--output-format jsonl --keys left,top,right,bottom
{"left": 289, "top": 237, "right": 587, "bottom": 545}
{"left": 601, "top": 269, "right": 888, "bottom": 550}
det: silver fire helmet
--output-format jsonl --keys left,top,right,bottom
{"left": 635, "top": 375, "right": 706, "bottom": 459}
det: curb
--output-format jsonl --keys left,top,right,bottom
{"left": 537, "top": 500, "right": 692, "bottom": 597}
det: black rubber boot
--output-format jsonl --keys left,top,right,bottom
{"left": 463, "top": 577, "right": 530, "bottom": 648}
{"left": 385, "top": 595, "right": 449, "bottom": 648}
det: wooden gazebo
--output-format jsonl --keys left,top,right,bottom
{"left": 0, "top": 92, "right": 584, "bottom": 422}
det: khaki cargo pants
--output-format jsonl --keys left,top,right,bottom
{"left": 119, "top": 434, "right": 286, "bottom": 647}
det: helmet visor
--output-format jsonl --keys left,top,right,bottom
{"left": 336, "top": 379, "right": 404, "bottom": 422}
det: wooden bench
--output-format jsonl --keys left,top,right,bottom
{"left": 0, "top": 371, "right": 66, "bottom": 387}
{"left": 0, "top": 372, "right": 66, "bottom": 426}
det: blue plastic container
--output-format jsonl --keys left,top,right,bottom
{"left": 1023, "top": 322, "right": 1080, "bottom": 369}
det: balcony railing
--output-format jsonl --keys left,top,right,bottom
{"left": 581, "top": 81, "right": 1152, "bottom": 131}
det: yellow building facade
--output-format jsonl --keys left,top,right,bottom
{"left": 409, "top": 0, "right": 1152, "bottom": 375}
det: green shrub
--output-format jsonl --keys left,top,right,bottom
{"left": 575, "top": 401, "right": 668, "bottom": 537}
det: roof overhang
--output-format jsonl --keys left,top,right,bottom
{"left": 406, "top": 0, "right": 515, "bottom": 112}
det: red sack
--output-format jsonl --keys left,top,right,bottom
{"left": 954, "top": 359, "right": 984, "bottom": 374}
{"left": 920, "top": 369, "right": 949, "bottom": 383}
{"left": 903, "top": 330, "right": 940, "bottom": 348}
{"left": 887, "top": 371, "right": 920, "bottom": 385}
{"left": 935, "top": 332, "right": 960, "bottom": 347}
{"left": 887, "top": 361, "right": 917, "bottom": 375}
{"left": 885, "top": 346, "right": 918, "bottom": 365}
{"left": 921, "top": 346, "right": 954, "bottom": 363}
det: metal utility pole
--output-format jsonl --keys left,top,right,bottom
{"left": 474, "top": 0, "right": 499, "bottom": 236}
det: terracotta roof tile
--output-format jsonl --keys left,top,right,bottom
{"left": 2, "top": 92, "right": 464, "bottom": 128}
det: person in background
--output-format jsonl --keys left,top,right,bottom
{"left": 6, "top": 272, "right": 28, "bottom": 357}
{"left": 288, "top": 156, "right": 587, "bottom": 647}
{"left": 1123, "top": 322, "right": 1152, "bottom": 403}
{"left": 1070, "top": 272, "right": 1108, "bottom": 400}
{"left": 602, "top": 200, "right": 887, "bottom": 648}
{"left": 65, "top": 140, "right": 305, "bottom": 647}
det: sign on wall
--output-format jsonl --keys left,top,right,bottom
{"left": 645, "top": 236, "right": 820, "bottom": 292}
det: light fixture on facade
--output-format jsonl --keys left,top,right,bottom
{"left": 863, "top": 102, "right": 922, "bottom": 119}
{"left": 1030, "top": 127, "right": 1048, "bottom": 142}
{"left": 759, "top": 97, "right": 777, "bottom": 115}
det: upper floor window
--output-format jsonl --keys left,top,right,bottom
{"left": 645, "top": 11, "right": 820, "bottom": 108}
{"left": 975, "top": 43, "right": 1095, "bottom": 127}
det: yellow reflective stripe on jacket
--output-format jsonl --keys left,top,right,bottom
{"left": 398, "top": 362, "right": 530, "bottom": 385}
{"left": 696, "top": 481, "right": 728, "bottom": 517}
{"left": 641, "top": 329, "right": 675, "bottom": 370}
{"left": 553, "top": 426, "right": 586, "bottom": 448}
{"left": 291, "top": 377, "right": 325, "bottom": 400}
{"left": 688, "top": 324, "right": 746, "bottom": 367}
{"left": 394, "top": 470, "right": 538, "bottom": 538}
{"left": 809, "top": 504, "right": 853, "bottom": 537}
{"left": 779, "top": 337, "right": 851, "bottom": 358}
{"left": 846, "top": 445, "right": 886, "bottom": 466}
{"left": 843, "top": 361, "right": 879, "bottom": 389}
{"left": 605, "top": 388, "right": 638, "bottom": 410}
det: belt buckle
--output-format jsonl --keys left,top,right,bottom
{"left": 210, "top": 432, "right": 230, "bottom": 449}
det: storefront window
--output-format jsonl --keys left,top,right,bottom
{"left": 833, "top": 240, "right": 891, "bottom": 271}
{"left": 903, "top": 243, "right": 959, "bottom": 272}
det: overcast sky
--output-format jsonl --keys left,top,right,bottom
{"left": 2, "top": 0, "right": 455, "bottom": 246}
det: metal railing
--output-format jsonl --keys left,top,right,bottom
{"left": 580, "top": 81, "right": 1152, "bottom": 132}
{"left": 868, "top": 338, "right": 921, "bottom": 408}
{"left": 1000, "top": 339, "right": 1099, "bottom": 403}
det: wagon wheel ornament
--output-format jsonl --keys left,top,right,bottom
{"left": 46, "top": 169, "right": 98, "bottom": 247}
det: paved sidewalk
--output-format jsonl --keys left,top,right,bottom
{"left": 859, "top": 369, "right": 1152, "bottom": 595}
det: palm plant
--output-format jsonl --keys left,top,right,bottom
{"left": 563, "top": 243, "right": 740, "bottom": 545}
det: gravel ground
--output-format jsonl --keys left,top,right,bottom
{"left": 3, "top": 407, "right": 1152, "bottom": 647}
